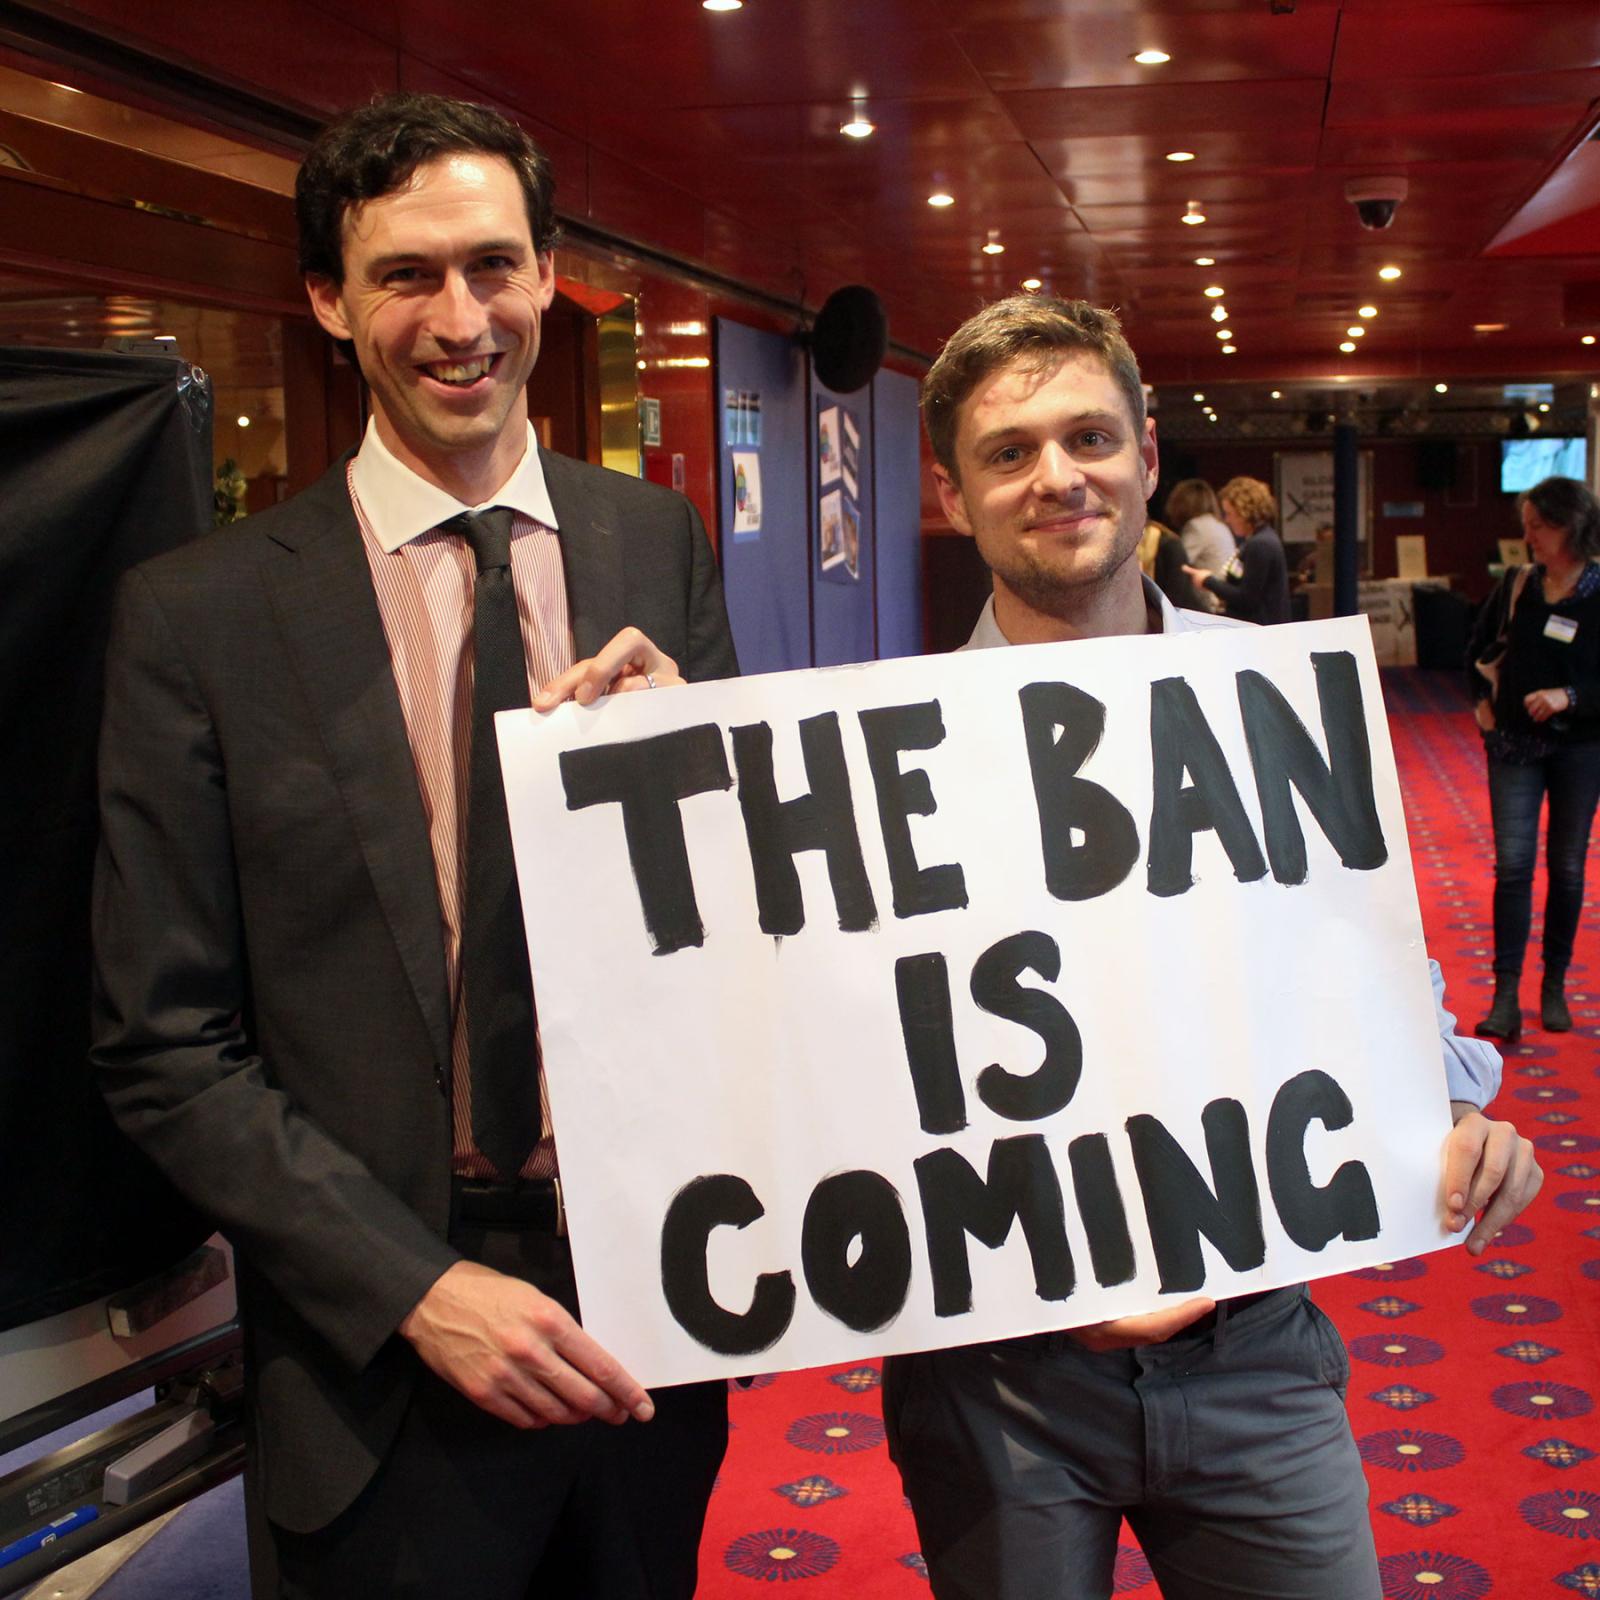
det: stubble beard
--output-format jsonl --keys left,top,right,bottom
{"left": 980, "top": 517, "right": 1139, "bottom": 622}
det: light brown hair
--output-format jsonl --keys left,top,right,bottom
{"left": 1219, "top": 476, "right": 1277, "bottom": 532}
{"left": 922, "top": 294, "right": 1145, "bottom": 478}
{"left": 1164, "top": 478, "right": 1219, "bottom": 528}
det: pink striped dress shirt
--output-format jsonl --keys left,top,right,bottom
{"left": 348, "top": 421, "right": 570, "bottom": 1180}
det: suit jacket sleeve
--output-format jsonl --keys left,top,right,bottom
{"left": 683, "top": 497, "right": 739, "bottom": 683}
{"left": 91, "top": 566, "right": 457, "bottom": 1373}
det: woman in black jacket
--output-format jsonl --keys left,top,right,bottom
{"left": 1468, "top": 475, "right": 1600, "bottom": 1040}
{"left": 1184, "top": 476, "right": 1291, "bottom": 625}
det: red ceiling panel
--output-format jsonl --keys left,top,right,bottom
{"left": 1031, "top": 131, "right": 1325, "bottom": 182}
{"left": 934, "top": 0, "right": 1339, "bottom": 23}
{"left": 585, "top": 146, "right": 708, "bottom": 264}
{"left": 1001, "top": 79, "right": 1323, "bottom": 140}
{"left": 796, "top": 99, "right": 1026, "bottom": 163}
{"left": 1059, "top": 167, "right": 1318, "bottom": 209}
{"left": 29, "top": 0, "right": 1600, "bottom": 376}
{"left": 58, "top": 0, "right": 398, "bottom": 116}
{"left": 385, "top": 1, "right": 598, "bottom": 139}
{"left": 567, "top": 19, "right": 987, "bottom": 111}
{"left": 1334, "top": 2, "right": 1600, "bottom": 80}
{"left": 1320, "top": 102, "right": 1591, "bottom": 167}
{"left": 1326, "top": 68, "right": 1600, "bottom": 123}
{"left": 953, "top": 8, "right": 1337, "bottom": 92}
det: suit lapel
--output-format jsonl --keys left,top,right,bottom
{"left": 260, "top": 466, "right": 452, "bottom": 1070}
{"left": 542, "top": 451, "right": 625, "bottom": 658}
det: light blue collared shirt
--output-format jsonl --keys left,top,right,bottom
{"left": 961, "top": 580, "right": 1501, "bottom": 1108}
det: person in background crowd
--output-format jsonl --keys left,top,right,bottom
{"left": 1163, "top": 477, "right": 1232, "bottom": 611}
{"left": 1185, "top": 475, "right": 1291, "bottom": 625}
{"left": 1468, "top": 475, "right": 1600, "bottom": 1041}
{"left": 1146, "top": 517, "right": 1207, "bottom": 610}
{"left": 892, "top": 288, "right": 1541, "bottom": 1600}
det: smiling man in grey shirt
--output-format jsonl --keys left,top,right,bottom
{"left": 880, "top": 291, "right": 1542, "bottom": 1600}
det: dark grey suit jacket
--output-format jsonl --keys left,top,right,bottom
{"left": 91, "top": 451, "right": 738, "bottom": 1532}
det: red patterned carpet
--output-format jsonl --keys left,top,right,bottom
{"left": 695, "top": 669, "right": 1600, "bottom": 1599}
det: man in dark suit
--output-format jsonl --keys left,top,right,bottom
{"left": 92, "top": 93, "right": 735, "bottom": 1597}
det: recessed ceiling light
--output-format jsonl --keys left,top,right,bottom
{"left": 1194, "top": 256, "right": 1215, "bottom": 266}
{"left": 928, "top": 191, "right": 954, "bottom": 207}
{"left": 1216, "top": 328, "right": 1233, "bottom": 340}
{"left": 1434, "top": 382, "right": 1449, "bottom": 394}
{"left": 1166, "top": 151, "right": 1196, "bottom": 163}
{"left": 1193, "top": 392, "right": 1205, "bottom": 402}
{"left": 1339, "top": 340, "right": 1356, "bottom": 352}
{"left": 1210, "top": 306, "right": 1229, "bottom": 323}
{"left": 1222, "top": 345, "right": 1237, "bottom": 354}
{"left": 982, "top": 239, "right": 1006, "bottom": 256}
{"left": 1584, "top": 335, "right": 1597, "bottom": 346}
{"left": 1473, "top": 322, "right": 1507, "bottom": 333}
{"left": 1270, "top": 390, "right": 1282, "bottom": 399}
{"left": 237, "top": 415, "right": 251, "bottom": 428}
{"left": 1378, "top": 264, "right": 1402, "bottom": 280}
{"left": 1358, "top": 305, "right": 1378, "bottom": 318}
{"left": 1132, "top": 49, "right": 1171, "bottom": 65}
{"left": 1182, "top": 202, "right": 1206, "bottom": 225}
{"left": 1347, "top": 326, "right": 1365, "bottom": 337}
{"left": 1203, "top": 285, "right": 1225, "bottom": 298}
{"left": 702, "top": 0, "right": 742, "bottom": 10}
{"left": 839, "top": 117, "right": 875, "bottom": 138}
{"left": 1022, "top": 277, "right": 1043, "bottom": 290}
{"left": 1539, "top": 402, "right": 1551, "bottom": 412}
{"left": 1207, "top": 412, "right": 1219, "bottom": 420}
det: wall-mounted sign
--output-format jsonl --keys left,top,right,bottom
{"left": 639, "top": 396, "right": 661, "bottom": 448}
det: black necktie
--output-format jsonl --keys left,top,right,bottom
{"left": 452, "top": 507, "right": 541, "bottom": 1177}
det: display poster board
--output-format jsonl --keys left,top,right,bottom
{"left": 1395, "top": 534, "right": 1429, "bottom": 580}
{"left": 817, "top": 401, "right": 862, "bottom": 582}
{"left": 1276, "top": 450, "right": 1373, "bottom": 571}
{"left": 499, "top": 618, "right": 1459, "bottom": 1386}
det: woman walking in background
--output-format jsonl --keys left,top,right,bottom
{"left": 1184, "top": 476, "right": 1291, "bottom": 625}
{"left": 1469, "top": 476, "right": 1600, "bottom": 1040}
{"left": 1164, "top": 478, "right": 1232, "bottom": 610}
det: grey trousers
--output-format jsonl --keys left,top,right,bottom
{"left": 882, "top": 1286, "right": 1381, "bottom": 1600}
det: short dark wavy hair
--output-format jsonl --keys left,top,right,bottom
{"left": 297, "top": 92, "right": 560, "bottom": 283}
{"left": 922, "top": 294, "right": 1145, "bottom": 478}
{"left": 1521, "top": 476, "right": 1600, "bottom": 561}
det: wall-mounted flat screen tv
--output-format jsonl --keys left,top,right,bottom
{"left": 1501, "top": 436, "right": 1587, "bottom": 493}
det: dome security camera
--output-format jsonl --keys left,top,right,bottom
{"left": 1344, "top": 176, "right": 1408, "bottom": 231}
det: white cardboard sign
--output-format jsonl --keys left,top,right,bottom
{"left": 499, "top": 617, "right": 1458, "bottom": 1387}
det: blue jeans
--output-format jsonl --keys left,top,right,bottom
{"left": 1487, "top": 742, "right": 1600, "bottom": 977}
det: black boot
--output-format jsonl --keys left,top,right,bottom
{"left": 1542, "top": 971, "right": 1572, "bottom": 1032}
{"left": 1477, "top": 975, "right": 1522, "bottom": 1041}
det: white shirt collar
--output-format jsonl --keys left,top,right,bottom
{"left": 960, "top": 577, "right": 1184, "bottom": 651}
{"left": 349, "top": 419, "right": 560, "bottom": 553}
